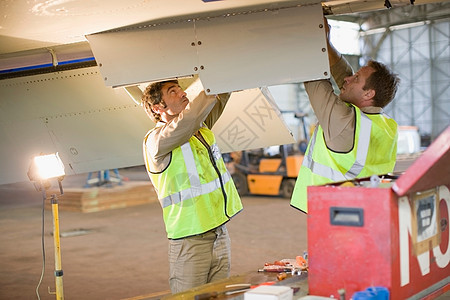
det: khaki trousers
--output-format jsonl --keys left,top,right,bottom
{"left": 168, "top": 224, "right": 231, "bottom": 294}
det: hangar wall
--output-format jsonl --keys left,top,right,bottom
{"left": 360, "top": 3, "right": 450, "bottom": 143}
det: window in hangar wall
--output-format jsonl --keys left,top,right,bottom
{"left": 360, "top": 3, "right": 450, "bottom": 144}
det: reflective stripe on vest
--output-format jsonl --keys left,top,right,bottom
{"left": 152, "top": 132, "right": 232, "bottom": 208}
{"left": 303, "top": 110, "right": 372, "bottom": 182}
{"left": 144, "top": 124, "right": 242, "bottom": 239}
{"left": 159, "top": 143, "right": 232, "bottom": 208}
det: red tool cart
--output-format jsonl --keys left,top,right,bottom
{"left": 307, "top": 126, "right": 450, "bottom": 299}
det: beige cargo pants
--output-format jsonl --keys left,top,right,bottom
{"left": 168, "top": 224, "right": 231, "bottom": 294}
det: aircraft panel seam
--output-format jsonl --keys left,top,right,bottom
{"left": 91, "top": 2, "right": 322, "bottom": 34}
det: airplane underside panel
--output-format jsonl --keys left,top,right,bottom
{"left": 87, "top": 3, "right": 329, "bottom": 93}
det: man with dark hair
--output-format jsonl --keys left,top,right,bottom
{"left": 291, "top": 19, "right": 400, "bottom": 213}
{"left": 365, "top": 60, "right": 400, "bottom": 108}
{"left": 141, "top": 80, "right": 243, "bottom": 293}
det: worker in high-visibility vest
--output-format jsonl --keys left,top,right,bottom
{"left": 291, "top": 19, "right": 400, "bottom": 213}
{"left": 141, "top": 80, "right": 243, "bottom": 294}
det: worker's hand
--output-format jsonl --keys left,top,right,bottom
{"left": 217, "top": 92, "right": 231, "bottom": 102}
{"left": 323, "top": 17, "right": 341, "bottom": 67}
{"left": 324, "top": 17, "right": 331, "bottom": 41}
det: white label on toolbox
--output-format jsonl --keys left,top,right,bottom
{"left": 399, "top": 185, "right": 450, "bottom": 286}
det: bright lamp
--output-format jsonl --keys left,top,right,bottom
{"left": 32, "top": 153, "right": 65, "bottom": 180}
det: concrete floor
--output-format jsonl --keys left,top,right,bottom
{"left": 0, "top": 166, "right": 307, "bottom": 300}
{"left": 1, "top": 160, "right": 448, "bottom": 300}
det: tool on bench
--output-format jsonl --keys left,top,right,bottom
{"left": 277, "top": 272, "right": 288, "bottom": 281}
{"left": 194, "top": 284, "right": 251, "bottom": 299}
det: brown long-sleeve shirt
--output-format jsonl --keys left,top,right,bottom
{"left": 144, "top": 91, "right": 230, "bottom": 173}
{"left": 304, "top": 56, "right": 381, "bottom": 152}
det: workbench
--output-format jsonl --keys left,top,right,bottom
{"left": 161, "top": 271, "right": 309, "bottom": 299}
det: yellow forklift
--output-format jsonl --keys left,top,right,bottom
{"left": 229, "top": 112, "right": 308, "bottom": 198}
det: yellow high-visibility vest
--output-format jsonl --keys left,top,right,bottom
{"left": 290, "top": 105, "right": 397, "bottom": 213}
{"left": 143, "top": 125, "right": 243, "bottom": 239}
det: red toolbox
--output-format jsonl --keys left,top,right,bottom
{"left": 307, "top": 126, "right": 450, "bottom": 299}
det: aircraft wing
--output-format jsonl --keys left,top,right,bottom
{"left": 0, "top": 0, "right": 439, "bottom": 185}
{"left": 0, "top": 66, "right": 153, "bottom": 185}
{"left": 0, "top": 0, "right": 441, "bottom": 55}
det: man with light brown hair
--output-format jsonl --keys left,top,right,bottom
{"left": 141, "top": 80, "right": 243, "bottom": 294}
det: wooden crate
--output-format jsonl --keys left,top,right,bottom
{"left": 46, "top": 181, "right": 158, "bottom": 213}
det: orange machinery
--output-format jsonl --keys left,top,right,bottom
{"left": 230, "top": 144, "right": 303, "bottom": 198}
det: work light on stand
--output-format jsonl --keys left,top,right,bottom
{"left": 28, "top": 152, "right": 66, "bottom": 300}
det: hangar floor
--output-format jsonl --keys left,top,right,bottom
{"left": 0, "top": 158, "right": 448, "bottom": 300}
{"left": 0, "top": 166, "right": 308, "bottom": 300}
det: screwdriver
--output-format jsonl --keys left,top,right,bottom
{"left": 194, "top": 284, "right": 251, "bottom": 299}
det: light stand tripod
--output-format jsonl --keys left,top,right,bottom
{"left": 29, "top": 153, "right": 66, "bottom": 300}
{"left": 49, "top": 181, "right": 64, "bottom": 300}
